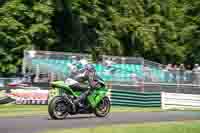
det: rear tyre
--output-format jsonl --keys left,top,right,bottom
{"left": 48, "top": 96, "right": 70, "bottom": 120}
{"left": 94, "top": 96, "right": 111, "bottom": 117}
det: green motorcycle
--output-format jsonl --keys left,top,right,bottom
{"left": 48, "top": 76, "right": 111, "bottom": 120}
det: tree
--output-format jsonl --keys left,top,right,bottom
{"left": 0, "top": 0, "right": 55, "bottom": 76}
{"left": 1, "top": 0, "right": 200, "bottom": 75}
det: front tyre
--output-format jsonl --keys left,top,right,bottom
{"left": 94, "top": 96, "right": 111, "bottom": 117}
{"left": 48, "top": 96, "right": 69, "bottom": 120}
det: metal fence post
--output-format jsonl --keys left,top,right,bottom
{"left": 35, "top": 64, "right": 40, "bottom": 82}
{"left": 22, "top": 50, "right": 26, "bottom": 74}
{"left": 141, "top": 58, "right": 145, "bottom": 92}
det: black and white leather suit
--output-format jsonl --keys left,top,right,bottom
{"left": 67, "top": 65, "right": 98, "bottom": 106}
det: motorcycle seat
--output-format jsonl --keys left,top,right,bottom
{"left": 69, "top": 84, "right": 88, "bottom": 92}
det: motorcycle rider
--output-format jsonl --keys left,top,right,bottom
{"left": 66, "top": 60, "right": 98, "bottom": 107}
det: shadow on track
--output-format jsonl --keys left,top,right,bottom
{"left": 48, "top": 115, "right": 97, "bottom": 120}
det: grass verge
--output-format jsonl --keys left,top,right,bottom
{"left": 0, "top": 105, "right": 162, "bottom": 117}
{"left": 43, "top": 121, "right": 200, "bottom": 133}
{"left": 110, "top": 106, "right": 162, "bottom": 112}
{"left": 0, "top": 104, "right": 199, "bottom": 118}
{"left": 0, "top": 105, "right": 48, "bottom": 117}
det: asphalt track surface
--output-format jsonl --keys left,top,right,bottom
{"left": 1, "top": 111, "right": 200, "bottom": 133}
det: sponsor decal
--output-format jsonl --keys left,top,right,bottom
{"left": 6, "top": 89, "right": 49, "bottom": 105}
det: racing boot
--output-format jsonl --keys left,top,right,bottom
{"left": 74, "top": 90, "right": 90, "bottom": 108}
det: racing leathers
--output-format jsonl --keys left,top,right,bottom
{"left": 68, "top": 65, "right": 98, "bottom": 107}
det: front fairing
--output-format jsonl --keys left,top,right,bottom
{"left": 87, "top": 87, "right": 108, "bottom": 108}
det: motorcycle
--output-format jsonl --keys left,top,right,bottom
{"left": 48, "top": 75, "right": 111, "bottom": 120}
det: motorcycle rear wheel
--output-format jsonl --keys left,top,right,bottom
{"left": 48, "top": 96, "right": 70, "bottom": 120}
{"left": 94, "top": 96, "right": 111, "bottom": 117}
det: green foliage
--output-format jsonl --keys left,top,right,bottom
{"left": 0, "top": 0, "right": 200, "bottom": 75}
{"left": 0, "top": 0, "right": 55, "bottom": 76}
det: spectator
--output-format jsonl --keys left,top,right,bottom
{"left": 104, "top": 59, "right": 114, "bottom": 67}
{"left": 158, "top": 64, "right": 163, "bottom": 70}
{"left": 197, "top": 64, "right": 200, "bottom": 85}
{"left": 158, "top": 64, "right": 163, "bottom": 82}
{"left": 185, "top": 65, "right": 192, "bottom": 83}
{"left": 172, "top": 64, "right": 178, "bottom": 83}
{"left": 165, "top": 64, "right": 173, "bottom": 82}
{"left": 166, "top": 64, "right": 173, "bottom": 70}
{"left": 179, "top": 64, "right": 185, "bottom": 84}
{"left": 192, "top": 64, "right": 199, "bottom": 85}
{"left": 67, "top": 62, "right": 78, "bottom": 78}
{"left": 131, "top": 73, "right": 138, "bottom": 84}
{"left": 143, "top": 65, "right": 152, "bottom": 82}
{"left": 103, "top": 59, "right": 116, "bottom": 74}
{"left": 187, "top": 64, "right": 192, "bottom": 70}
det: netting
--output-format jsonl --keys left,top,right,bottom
{"left": 23, "top": 51, "right": 144, "bottom": 85}
{"left": 143, "top": 60, "right": 195, "bottom": 85}
{"left": 101, "top": 55, "right": 144, "bottom": 85}
{"left": 23, "top": 50, "right": 92, "bottom": 81}
{"left": 23, "top": 50, "right": 200, "bottom": 92}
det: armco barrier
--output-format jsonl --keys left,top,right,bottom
{"left": 162, "top": 92, "right": 200, "bottom": 110}
{"left": 0, "top": 97, "right": 15, "bottom": 104}
{"left": 15, "top": 98, "right": 48, "bottom": 105}
{"left": 2, "top": 88, "right": 161, "bottom": 107}
{"left": 6, "top": 89, "right": 48, "bottom": 105}
{"left": 108, "top": 89, "right": 161, "bottom": 107}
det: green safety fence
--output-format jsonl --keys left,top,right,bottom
{"left": 109, "top": 89, "right": 161, "bottom": 107}
{"left": 48, "top": 87, "right": 161, "bottom": 107}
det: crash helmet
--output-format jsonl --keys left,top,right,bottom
{"left": 84, "top": 64, "right": 96, "bottom": 72}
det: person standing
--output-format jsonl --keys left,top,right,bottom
{"left": 165, "top": 64, "right": 173, "bottom": 82}
{"left": 179, "top": 64, "right": 185, "bottom": 84}
{"left": 192, "top": 64, "right": 199, "bottom": 85}
{"left": 172, "top": 64, "right": 178, "bottom": 83}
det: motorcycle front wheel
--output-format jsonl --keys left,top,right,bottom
{"left": 94, "top": 96, "right": 111, "bottom": 117}
{"left": 48, "top": 96, "right": 70, "bottom": 120}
